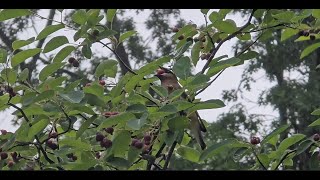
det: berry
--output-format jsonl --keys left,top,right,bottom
{"left": 68, "top": 57, "right": 76, "bottom": 64}
{"left": 303, "top": 31, "right": 310, "bottom": 37}
{"left": 178, "top": 35, "right": 184, "bottom": 40}
{"left": 314, "top": 133, "right": 320, "bottom": 141}
{"left": 96, "top": 132, "right": 104, "bottom": 142}
{"left": 1, "top": 152, "right": 8, "bottom": 160}
{"left": 92, "top": 30, "right": 100, "bottom": 37}
{"left": 105, "top": 127, "right": 114, "bottom": 135}
{"left": 298, "top": 30, "right": 304, "bottom": 36}
{"left": 134, "top": 141, "right": 144, "bottom": 149}
{"left": 6, "top": 86, "right": 14, "bottom": 93}
{"left": 201, "top": 37, "right": 206, "bottom": 42}
{"left": 131, "top": 139, "right": 138, "bottom": 146}
{"left": 250, "top": 137, "right": 260, "bottom": 145}
{"left": 144, "top": 141, "right": 151, "bottom": 146}
{"left": 10, "top": 152, "right": 17, "bottom": 159}
{"left": 310, "top": 35, "right": 316, "bottom": 41}
{"left": 99, "top": 80, "right": 106, "bottom": 86}
{"left": 172, "top": 27, "right": 179, "bottom": 33}
{"left": 49, "top": 132, "right": 58, "bottom": 139}
{"left": 200, "top": 54, "right": 207, "bottom": 60}
{"left": 100, "top": 138, "right": 112, "bottom": 148}
{"left": 9, "top": 91, "right": 16, "bottom": 98}
{"left": 144, "top": 134, "right": 152, "bottom": 142}
{"left": 72, "top": 155, "right": 77, "bottom": 161}
{"left": 95, "top": 152, "right": 101, "bottom": 159}
{"left": 67, "top": 153, "right": 73, "bottom": 158}
{"left": 47, "top": 139, "right": 58, "bottom": 150}
{"left": 186, "top": 37, "right": 193, "bottom": 43}
{"left": 72, "top": 60, "right": 79, "bottom": 67}
{"left": 205, "top": 53, "right": 211, "bottom": 60}
{"left": 7, "top": 160, "right": 14, "bottom": 168}
{"left": 1, "top": 129, "right": 7, "bottom": 135}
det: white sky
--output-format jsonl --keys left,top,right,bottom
{"left": 0, "top": 9, "right": 278, "bottom": 132}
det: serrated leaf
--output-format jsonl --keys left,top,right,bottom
{"left": 128, "top": 147, "right": 141, "bottom": 164}
{"left": 281, "top": 28, "right": 299, "bottom": 42}
{"left": 1, "top": 68, "right": 17, "bottom": 85}
{"left": 0, "top": 48, "right": 7, "bottom": 63}
{"left": 0, "top": 9, "right": 32, "bottom": 22}
{"left": 107, "top": 9, "right": 117, "bottom": 24}
{"left": 309, "top": 118, "right": 320, "bottom": 127}
{"left": 39, "top": 62, "right": 65, "bottom": 81}
{"left": 36, "top": 24, "right": 65, "bottom": 41}
{"left": 18, "top": 68, "right": 29, "bottom": 81}
{"left": 257, "top": 154, "right": 270, "bottom": 168}
{"left": 173, "top": 56, "right": 191, "bottom": 80}
{"left": 126, "top": 104, "right": 147, "bottom": 113}
{"left": 82, "top": 44, "right": 92, "bottom": 59}
{"left": 58, "top": 90, "right": 84, "bottom": 103}
{"left": 189, "top": 99, "right": 225, "bottom": 113}
{"left": 98, "top": 113, "right": 136, "bottom": 129}
{"left": 76, "top": 115, "right": 97, "bottom": 139}
{"left": 43, "top": 36, "right": 69, "bottom": 53}
{"left": 177, "top": 146, "right": 200, "bottom": 163}
{"left": 71, "top": 9, "right": 87, "bottom": 25}
{"left": 191, "top": 41, "right": 201, "bottom": 66}
{"left": 28, "top": 119, "right": 50, "bottom": 139}
{"left": 12, "top": 37, "right": 35, "bottom": 50}
{"left": 95, "top": 60, "right": 118, "bottom": 77}
{"left": 52, "top": 46, "right": 75, "bottom": 63}
{"left": 11, "top": 48, "right": 41, "bottom": 67}
{"left": 261, "top": 124, "right": 290, "bottom": 145}
{"left": 168, "top": 89, "right": 185, "bottom": 101}
{"left": 119, "top": 30, "right": 136, "bottom": 44}
{"left": 189, "top": 74, "right": 210, "bottom": 86}
{"left": 300, "top": 42, "right": 320, "bottom": 59}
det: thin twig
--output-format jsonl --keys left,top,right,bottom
{"left": 203, "top": 14, "right": 215, "bottom": 47}
{"left": 163, "top": 141, "right": 177, "bottom": 170}
{"left": 137, "top": 92, "right": 160, "bottom": 107}
{"left": 274, "top": 150, "right": 296, "bottom": 170}
{"left": 252, "top": 150, "right": 267, "bottom": 170}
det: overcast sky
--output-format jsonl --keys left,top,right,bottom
{"left": 0, "top": 9, "right": 278, "bottom": 132}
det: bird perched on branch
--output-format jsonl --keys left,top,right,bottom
{"left": 155, "top": 66, "right": 207, "bottom": 150}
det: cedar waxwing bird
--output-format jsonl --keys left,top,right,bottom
{"left": 155, "top": 66, "right": 207, "bottom": 150}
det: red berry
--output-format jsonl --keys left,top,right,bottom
{"left": 1, "top": 152, "right": 8, "bottom": 160}
{"left": 144, "top": 134, "right": 152, "bottom": 142}
{"left": 72, "top": 60, "right": 79, "bottom": 67}
{"left": 172, "top": 27, "right": 179, "bottom": 33}
{"left": 111, "top": 112, "right": 119, "bottom": 115}
{"left": 314, "top": 134, "right": 320, "bottom": 141}
{"left": 68, "top": 57, "right": 76, "bottom": 64}
{"left": 250, "top": 137, "right": 260, "bottom": 145}
{"left": 49, "top": 132, "right": 58, "bottom": 139}
{"left": 105, "top": 127, "right": 114, "bottom": 135}
{"left": 96, "top": 132, "right": 104, "bottom": 142}
{"left": 1, "top": 129, "right": 7, "bottom": 135}
{"left": 7, "top": 160, "right": 14, "bottom": 168}
{"left": 85, "top": 83, "right": 91, "bottom": 87}
{"left": 134, "top": 141, "right": 144, "bottom": 149}
{"left": 99, "top": 80, "right": 106, "bottom": 86}
{"left": 178, "top": 35, "right": 184, "bottom": 40}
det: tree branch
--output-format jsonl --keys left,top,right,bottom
{"left": 274, "top": 150, "right": 296, "bottom": 170}
{"left": 163, "top": 141, "right": 177, "bottom": 170}
{"left": 252, "top": 150, "right": 267, "bottom": 170}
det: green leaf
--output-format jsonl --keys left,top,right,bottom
{"left": 83, "top": 84, "right": 104, "bottom": 97}
{"left": 98, "top": 29, "right": 118, "bottom": 40}
{"left": 257, "top": 154, "right": 270, "bottom": 168}
{"left": 172, "top": 24, "right": 195, "bottom": 41}
{"left": 11, "top": 48, "right": 41, "bottom": 67}
{"left": 281, "top": 28, "right": 299, "bottom": 42}
{"left": 207, "top": 57, "right": 241, "bottom": 76}
{"left": 59, "top": 138, "right": 91, "bottom": 151}
{"left": 189, "top": 74, "right": 210, "bottom": 86}
{"left": 12, "top": 37, "right": 35, "bottom": 50}
{"left": 191, "top": 41, "right": 201, "bottom": 66}
{"left": 238, "top": 51, "right": 259, "bottom": 61}
{"left": 311, "top": 108, "right": 320, "bottom": 115}
{"left": 168, "top": 116, "right": 189, "bottom": 131}
{"left": 71, "top": 9, "right": 87, "bottom": 25}
{"left": 177, "top": 146, "right": 200, "bottom": 163}
{"left": 70, "top": 105, "right": 96, "bottom": 115}
{"left": 125, "top": 74, "right": 145, "bottom": 92}
{"left": 65, "top": 79, "right": 82, "bottom": 92}
{"left": 150, "top": 85, "right": 168, "bottom": 98}
{"left": 0, "top": 9, "right": 32, "bottom": 22}
{"left": 82, "top": 44, "right": 92, "bottom": 59}
{"left": 58, "top": 90, "right": 85, "bottom": 103}
{"left": 189, "top": 99, "right": 225, "bottom": 112}
{"left": 201, "top": 9, "right": 210, "bottom": 15}
{"left": 52, "top": 46, "right": 75, "bottom": 63}
{"left": 168, "top": 89, "right": 185, "bottom": 101}
{"left": 209, "top": 11, "right": 219, "bottom": 23}
{"left": 43, "top": 36, "right": 69, "bottom": 53}
{"left": 0, "top": 48, "right": 8, "bottom": 63}
{"left": 128, "top": 147, "right": 141, "bottom": 163}
{"left": 174, "top": 41, "right": 193, "bottom": 59}
{"left": 127, "top": 115, "right": 147, "bottom": 130}
{"left": 33, "top": 90, "right": 55, "bottom": 103}
{"left": 39, "top": 62, "right": 65, "bottom": 81}
{"left": 278, "top": 134, "right": 306, "bottom": 153}
{"left": 107, "top": 9, "right": 117, "bottom": 24}
{"left": 300, "top": 42, "right": 320, "bottom": 59}
{"left": 95, "top": 60, "right": 118, "bottom": 77}
{"left": 173, "top": 56, "right": 191, "bottom": 80}
{"left": 312, "top": 9, "right": 320, "bottom": 19}
{"left": 213, "top": 20, "right": 237, "bottom": 34}
{"left": 272, "top": 11, "right": 294, "bottom": 22}
{"left": 28, "top": 119, "right": 50, "bottom": 139}
{"left": 261, "top": 124, "right": 290, "bottom": 145}
{"left": 98, "top": 113, "right": 136, "bottom": 129}
{"left": 106, "top": 157, "right": 130, "bottom": 169}
{"left": 76, "top": 115, "right": 98, "bottom": 139}
{"left": 136, "top": 56, "right": 171, "bottom": 75}
{"left": 86, "top": 9, "right": 101, "bottom": 27}
{"left": 296, "top": 139, "right": 314, "bottom": 155}
{"left": 18, "top": 68, "right": 29, "bottom": 81}
{"left": 309, "top": 118, "right": 320, "bottom": 127}
{"left": 111, "top": 130, "right": 131, "bottom": 157}
{"left": 119, "top": 30, "right": 136, "bottom": 44}
{"left": 126, "top": 104, "right": 147, "bottom": 113}
{"left": 36, "top": 24, "right": 65, "bottom": 41}
{"left": 1, "top": 68, "right": 17, "bottom": 85}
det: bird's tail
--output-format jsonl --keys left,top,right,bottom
{"left": 189, "top": 113, "right": 207, "bottom": 150}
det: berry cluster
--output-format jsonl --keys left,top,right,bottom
{"left": 46, "top": 131, "right": 59, "bottom": 150}
{"left": 250, "top": 136, "right": 261, "bottom": 145}
{"left": 96, "top": 127, "right": 114, "bottom": 149}
{"left": 131, "top": 134, "right": 152, "bottom": 154}
{"left": 66, "top": 153, "right": 78, "bottom": 161}
{"left": 68, "top": 57, "right": 80, "bottom": 67}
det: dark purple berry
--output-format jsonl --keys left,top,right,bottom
{"left": 68, "top": 57, "right": 76, "bottom": 64}
{"left": 250, "top": 137, "right": 260, "bottom": 145}
{"left": 96, "top": 132, "right": 104, "bottom": 142}
{"left": 10, "top": 152, "right": 17, "bottom": 159}
{"left": 131, "top": 139, "right": 138, "bottom": 146}
{"left": 72, "top": 60, "right": 79, "bottom": 67}
{"left": 92, "top": 30, "right": 100, "bottom": 37}
{"left": 178, "top": 35, "right": 184, "bottom": 40}
{"left": 1, "top": 152, "right": 8, "bottom": 160}
{"left": 144, "top": 135, "right": 152, "bottom": 142}
{"left": 134, "top": 141, "right": 143, "bottom": 149}
{"left": 100, "top": 138, "right": 112, "bottom": 149}
{"left": 172, "top": 27, "right": 179, "bottom": 33}
{"left": 49, "top": 132, "right": 58, "bottom": 138}
{"left": 314, "top": 133, "right": 320, "bottom": 141}
{"left": 1, "top": 129, "right": 7, "bottom": 135}
{"left": 144, "top": 141, "right": 151, "bottom": 146}
{"left": 67, "top": 153, "right": 73, "bottom": 158}
{"left": 105, "top": 127, "right": 114, "bottom": 135}
{"left": 72, "top": 155, "right": 77, "bottom": 161}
